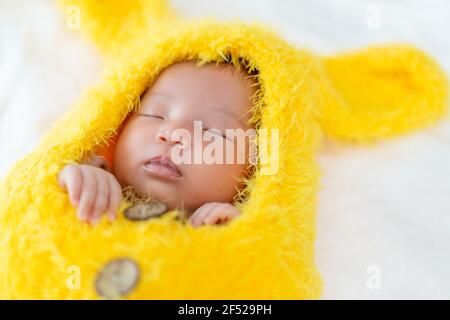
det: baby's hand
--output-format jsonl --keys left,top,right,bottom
{"left": 58, "top": 164, "right": 123, "bottom": 225}
{"left": 188, "top": 202, "right": 240, "bottom": 228}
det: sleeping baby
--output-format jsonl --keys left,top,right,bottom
{"left": 58, "top": 60, "right": 258, "bottom": 227}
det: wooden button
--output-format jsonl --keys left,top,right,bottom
{"left": 95, "top": 258, "right": 140, "bottom": 299}
{"left": 124, "top": 201, "right": 168, "bottom": 221}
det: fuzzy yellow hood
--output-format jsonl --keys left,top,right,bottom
{"left": 0, "top": 0, "right": 447, "bottom": 299}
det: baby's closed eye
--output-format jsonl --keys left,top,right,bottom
{"left": 202, "top": 127, "right": 228, "bottom": 139}
{"left": 138, "top": 113, "right": 166, "bottom": 120}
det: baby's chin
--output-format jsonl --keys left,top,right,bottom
{"left": 125, "top": 176, "right": 190, "bottom": 212}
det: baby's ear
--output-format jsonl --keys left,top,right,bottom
{"left": 58, "top": 0, "right": 178, "bottom": 57}
{"left": 317, "top": 44, "right": 448, "bottom": 143}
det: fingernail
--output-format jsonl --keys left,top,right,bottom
{"left": 80, "top": 213, "right": 90, "bottom": 224}
{"left": 107, "top": 212, "right": 116, "bottom": 222}
{"left": 191, "top": 221, "right": 200, "bottom": 228}
{"left": 91, "top": 216, "right": 100, "bottom": 225}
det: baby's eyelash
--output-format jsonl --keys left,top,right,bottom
{"left": 137, "top": 115, "right": 230, "bottom": 140}
{"left": 138, "top": 113, "right": 165, "bottom": 120}
{"left": 203, "top": 127, "right": 228, "bottom": 139}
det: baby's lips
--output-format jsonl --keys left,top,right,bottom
{"left": 150, "top": 155, "right": 182, "bottom": 174}
{"left": 143, "top": 155, "right": 183, "bottom": 179}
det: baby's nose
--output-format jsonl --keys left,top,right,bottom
{"left": 155, "top": 130, "right": 182, "bottom": 145}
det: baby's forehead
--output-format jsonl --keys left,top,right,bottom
{"left": 153, "top": 60, "right": 256, "bottom": 89}
{"left": 139, "top": 60, "right": 258, "bottom": 118}
{"left": 162, "top": 60, "right": 250, "bottom": 76}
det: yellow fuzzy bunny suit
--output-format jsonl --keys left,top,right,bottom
{"left": 0, "top": 0, "right": 447, "bottom": 299}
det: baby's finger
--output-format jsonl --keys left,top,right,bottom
{"left": 204, "top": 204, "right": 239, "bottom": 225}
{"left": 189, "top": 204, "right": 214, "bottom": 227}
{"left": 203, "top": 205, "right": 226, "bottom": 225}
{"left": 188, "top": 208, "right": 204, "bottom": 227}
{"left": 107, "top": 174, "right": 122, "bottom": 221}
{"left": 59, "top": 165, "right": 83, "bottom": 206}
{"left": 89, "top": 172, "right": 110, "bottom": 225}
{"left": 77, "top": 167, "right": 97, "bottom": 222}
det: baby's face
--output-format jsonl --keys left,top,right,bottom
{"left": 113, "top": 61, "right": 256, "bottom": 215}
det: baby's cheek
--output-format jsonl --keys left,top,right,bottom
{"left": 181, "top": 162, "right": 245, "bottom": 208}
{"left": 226, "top": 134, "right": 254, "bottom": 166}
{"left": 113, "top": 121, "right": 153, "bottom": 181}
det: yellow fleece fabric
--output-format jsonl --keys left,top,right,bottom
{"left": 0, "top": 0, "right": 447, "bottom": 299}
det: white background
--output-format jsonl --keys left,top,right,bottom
{"left": 1, "top": 0, "right": 449, "bottom": 299}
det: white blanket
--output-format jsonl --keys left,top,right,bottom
{"left": 1, "top": 0, "right": 449, "bottom": 299}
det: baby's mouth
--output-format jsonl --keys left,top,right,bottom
{"left": 143, "top": 155, "right": 183, "bottom": 180}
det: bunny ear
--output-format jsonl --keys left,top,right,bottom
{"left": 317, "top": 44, "right": 448, "bottom": 143}
{"left": 58, "top": 0, "right": 178, "bottom": 56}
